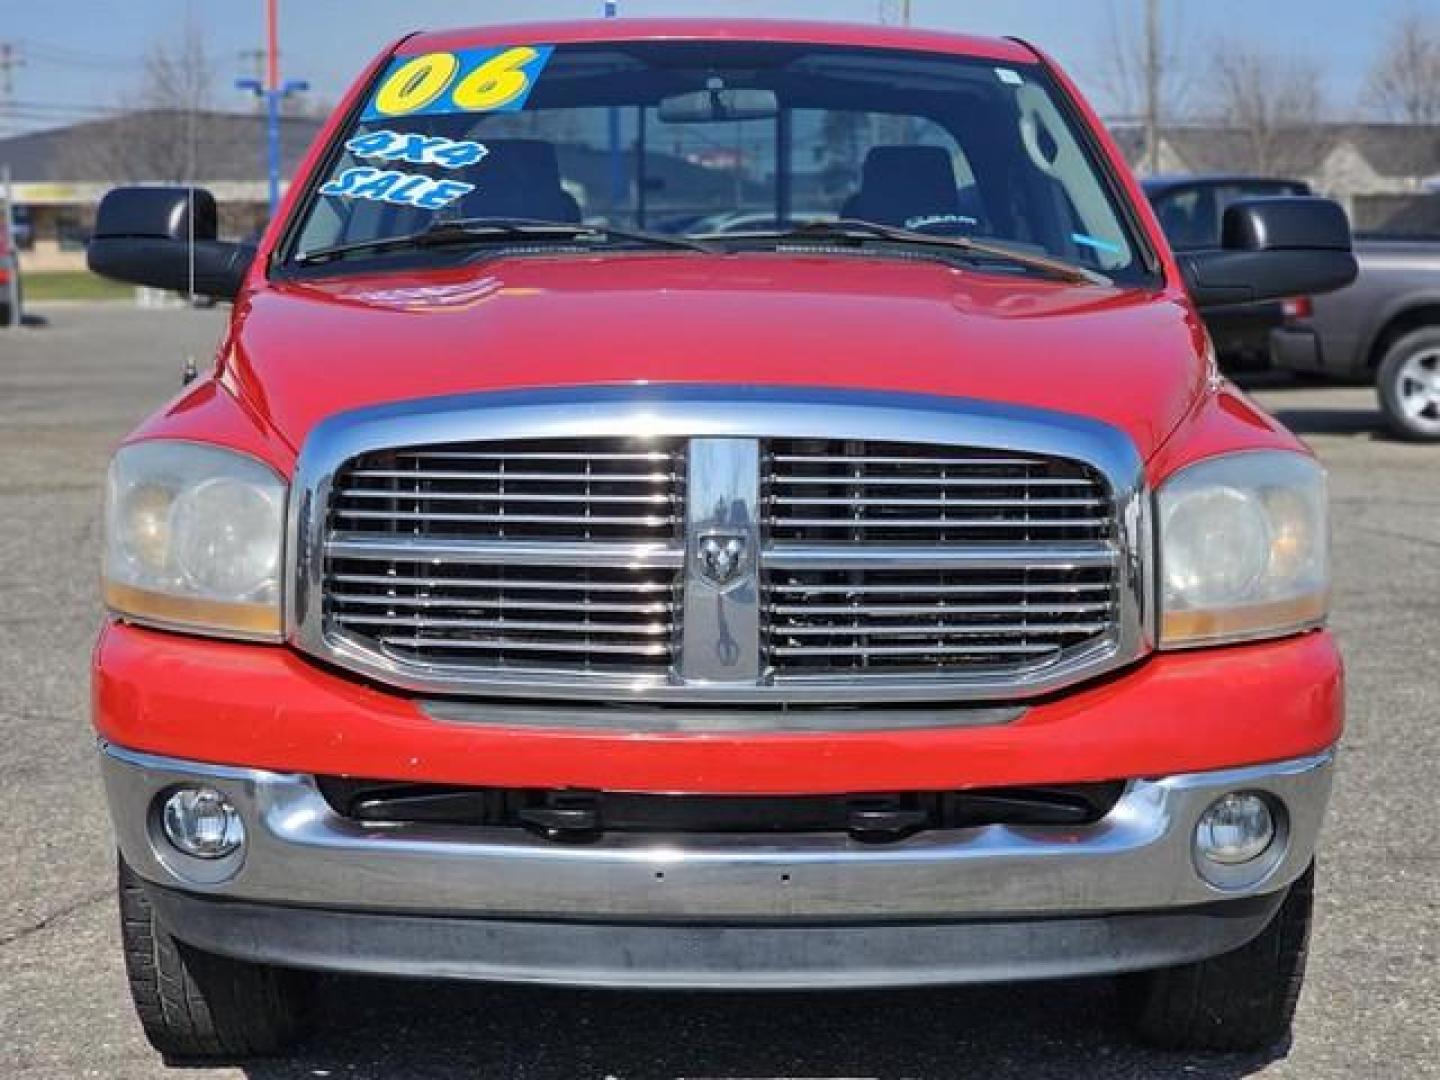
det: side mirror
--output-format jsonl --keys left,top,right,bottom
{"left": 1178, "top": 197, "right": 1358, "bottom": 310}
{"left": 87, "top": 186, "right": 255, "bottom": 301}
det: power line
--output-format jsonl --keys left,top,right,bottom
{"left": 18, "top": 38, "right": 138, "bottom": 65}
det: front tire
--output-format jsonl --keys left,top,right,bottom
{"left": 1121, "top": 863, "right": 1314, "bottom": 1052}
{"left": 1376, "top": 327, "right": 1440, "bottom": 441}
{"left": 118, "top": 857, "right": 314, "bottom": 1060}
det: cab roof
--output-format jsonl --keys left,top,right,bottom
{"left": 398, "top": 19, "right": 1038, "bottom": 64}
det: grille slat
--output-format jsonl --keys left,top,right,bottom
{"left": 332, "top": 572, "right": 674, "bottom": 594}
{"left": 769, "top": 474, "right": 1095, "bottom": 488}
{"left": 332, "top": 593, "right": 673, "bottom": 614}
{"left": 773, "top": 495, "right": 1106, "bottom": 508}
{"left": 771, "top": 454, "right": 1047, "bottom": 467}
{"left": 333, "top": 509, "right": 679, "bottom": 527}
{"left": 348, "top": 468, "right": 675, "bottom": 484}
{"left": 767, "top": 581, "right": 1113, "bottom": 596}
{"left": 374, "top": 636, "right": 673, "bottom": 656}
{"left": 769, "top": 602, "right": 1113, "bottom": 616}
{"left": 765, "top": 543, "right": 1116, "bottom": 570}
{"left": 773, "top": 642, "right": 1063, "bottom": 658}
{"left": 328, "top": 538, "right": 684, "bottom": 567}
{"left": 395, "top": 451, "right": 672, "bottom": 462}
{"left": 773, "top": 516, "right": 1110, "bottom": 530}
{"left": 777, "top": 621, "right": 1111, "bottom": 638}
{"left": 340, "top": 489, "right": 674, "bottom": 504}
{"left": 324, "top": 437, "right": 685, "bottom": 677}
{"left": 336, "top": 615, "right": 673, "bottom": 635}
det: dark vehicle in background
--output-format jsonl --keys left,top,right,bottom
{"left": 1145, "top": 176, "right": 1313, "bottom": 370}
{"left": 1274, "top": 236, "right": 1440, "bottom": 440}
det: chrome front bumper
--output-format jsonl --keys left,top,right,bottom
{"left": 101, "top": 744, "right": 1334, "bottom": 987}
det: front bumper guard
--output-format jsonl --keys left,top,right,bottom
{"left": 102, "top": 744, "right": 1332, "bottom": 922}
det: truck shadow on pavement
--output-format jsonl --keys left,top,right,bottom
{"left": 1263, "top": 406, "right": 1388, "bottom": 438}
{"left": 227, "top": 975, "right": 1287, "bottom": 1080}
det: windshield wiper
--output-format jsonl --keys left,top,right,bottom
{"left": 295, "top": 218, "right": 716, "bottom": 266}
{"left": 705, "top": 218, "right": 1111, "bottom": 286}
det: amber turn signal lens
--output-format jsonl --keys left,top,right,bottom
{"left": 104, "top": 581, "right": 283, "bottom": 640}
{"left": 1161, "top": 593, "right": 1328, "bottom": 648}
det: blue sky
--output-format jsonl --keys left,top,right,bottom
{"left": 1, "top": 0, "right": 1402, "bottom": 133}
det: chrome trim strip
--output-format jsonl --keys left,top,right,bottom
{"left": 288, "top": 385, "right": 1153, "bottom": 703}
{"left": 680, "top": 438, "right": 761, "bottom": 684}
{"left": 421, "top": 700, "right": 1026, "bottom": 733}
{"left": 103, "top": 743, "right": 1333, "bottom": 921}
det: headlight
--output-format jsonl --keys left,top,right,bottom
{"left": 1158, "top": 451, "right": 1328, "bottom": 648}
{"left": 104, "top": 442, "right": 287, "bottom": 640}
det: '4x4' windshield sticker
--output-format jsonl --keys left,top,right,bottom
{"left": 362, "top": 45, "right": 554, "bottom": 121}
{"left": 346, "top": 131, "right": 488, "bottom": 169}
{"left": 319, "top": 132, "right": 487, "bottom": 209}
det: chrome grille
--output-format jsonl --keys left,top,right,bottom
{"left": 323, "top": 438, "right": 684, "bottom": 675}
{"left": 763, "top": 438, "right": 1118, "bottom": 679}
{"left": 295, "top": 388, "right": 1147, "bottom": 703}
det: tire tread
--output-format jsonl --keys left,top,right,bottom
{"left": 117, "top": 857, "right": 312, "bottom": 1061}
{"left": 1123, "top": 864, "right": 1314, "bottom": 1052}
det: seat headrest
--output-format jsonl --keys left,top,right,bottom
{"left": 843, "top": 146, "right": 962, "bottom": 228}
{"left": 479, "top": 139, "right": 565, "bottom": 188}
{"left": 454, "top": 139, "right": 581, "bottom": 224}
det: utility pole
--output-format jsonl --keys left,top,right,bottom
{"left": 878, "top": 1, "right": 911, "bottom": 26}
{"left": 0, "top": 42, "right": 23, "bottom": 139}
{"left": 238, "top": 47, "right": 267, "bottom": 112}
{"left": 236, "top": 0, "right": 307, "bottom": 218}
{"left": 1143, "top": 0, "right": 1162, "bottom": 175}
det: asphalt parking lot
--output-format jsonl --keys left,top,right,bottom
{"left": 1, "top": 303, "right": 1436, "bottom": 1079}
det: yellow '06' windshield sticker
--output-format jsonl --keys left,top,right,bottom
{"left": 363, "top": 46, "right": 554, "bottom": 121}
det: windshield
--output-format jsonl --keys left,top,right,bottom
{"left": 285, "top": 40, "right": 1152, "bottom": 282}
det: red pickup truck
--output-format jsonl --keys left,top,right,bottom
{"left": 88, "top": 20, "right": 1354, "bottom": 1061}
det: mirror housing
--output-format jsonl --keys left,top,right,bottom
{"left": 1178, "top": 197, "right": 1357, "bottom": 310}
{"left": 657, "top": 87, "right": 778, "bottom": 124}
{"left": 87, "top": 186, "right": 255, "bottom": 301}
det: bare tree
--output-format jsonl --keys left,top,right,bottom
{"left": 1366, "top": 10, "right": 1440, "bottom": 124}
{"left": 1095, "top": 0, "right": 1192, "bottom": 173}
{"left": 1209, "top": 42, "right": 1328, "bottom": 176}
{"left": 60, "top": 21, "right": 214, "bottom": 184}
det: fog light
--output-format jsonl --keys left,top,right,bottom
{"left": 1196, "top": 792, "right": 1274, "bottom": 866}
{"left": 161, "top": 787, "right": 244, "bottom": 859}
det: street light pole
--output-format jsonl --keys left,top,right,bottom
{"left": 265, "top": 0, "right": 281, "bottom": 213}
{"left": 237, "top": 0, "right": 307, "bottom": 219}
{"left": 605, "top": 0, "right": 625, "bottom": 216}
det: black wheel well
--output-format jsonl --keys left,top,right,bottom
{"left": 1368, "top": 304, "right": 1440, "bottom": 370}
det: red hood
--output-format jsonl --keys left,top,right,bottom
{"left": 226, "top": 254, "right": 1208, "bottom": 460}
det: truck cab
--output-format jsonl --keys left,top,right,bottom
{"left": 87, "top": 20, "right": 1355, "bottom": 1060}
